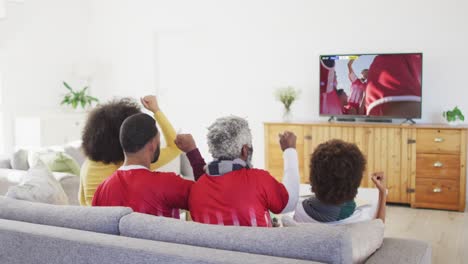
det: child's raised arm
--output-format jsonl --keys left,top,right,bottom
{"left": 372, "top": 172, "right": 387, "bottom": 223}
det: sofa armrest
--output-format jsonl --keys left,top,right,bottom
{"left": 366, "top": 237, "right": 431, "bottom": 264}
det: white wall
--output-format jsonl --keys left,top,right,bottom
{"left": 88, "top": 0, "right": 468, "bottom": 209}
{"left": 0, "top": 0, "right": 91, "bottom": 153}
{"left": 88, "top": 0, "right": 468, "bottom": 169}
{"left": 0, "top": 0, "right": 466, "bottom": 207}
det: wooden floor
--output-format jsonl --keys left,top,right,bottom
{"left": 386, "top": 205, "right": 468, "bottom": 264}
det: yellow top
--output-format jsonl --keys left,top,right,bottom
{"left": 78, "top": 111, "right": 181, "bottom": 206}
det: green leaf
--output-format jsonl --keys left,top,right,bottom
{"left": 80, "top": 100, "right": 86, "bottom": 109}
{"left": 71, "top": 100, "right": 78, "bottom": 109}
{"left": 88, "top": 96, "right": 99, "bottom": 102}
{"left": 63, "top": 81, "right": 73, "bottom": 92}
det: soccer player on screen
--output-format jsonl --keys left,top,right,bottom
{"left": 365, "top": 54, "right": 422, "bottom": 117}
{"left": 320, "top": 58, "right": 343, "bottom": 115}
{"left": 347, "top": 59, "right": 368, "bottom": 115}
{"left": 336, "top": 89, "right": 352, "bottom": 115}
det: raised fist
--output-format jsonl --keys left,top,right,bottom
{"left": 371, "top": 172, "right": 386, "bottom": 193}
{"left": 174, "top": 134, "right": 197, "bottom": 153}
{"left": 279, "top": 131, "right": 297, "bottom": 151}
{"left": 140, "top": 95, "right": 160, "bottom": 113}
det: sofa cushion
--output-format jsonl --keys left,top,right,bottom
{"left": 0, "top": 155, "right": 12, "bottom": 169}
{"left": 0, "top": 169, "right": 25, "bottom": 195}
{"left": 0, "top": 196, "right": 132, "bottom": 235}
{"left": 6, "top": 164, "right": 69, "bottom": 205}
{"left": 53, "top": 172, "right": 80, "bottom": 205}
{"left": 64, "top": 140, "right": 86, "bottom": 166}
{"left": 119, "top": 212, "right": 352, "bottom": 264}
{"left": 10, "top": 149, "right": 29, "bottom": 170}
{"left": 0, "top": 169, "right": 80, "bottom": 204}
{"left": 28, "top": 150, "right": 81, "bottom": 176}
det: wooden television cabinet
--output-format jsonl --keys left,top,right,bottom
{"left": 264, "top": 122, "right": 467, "bottom": 211}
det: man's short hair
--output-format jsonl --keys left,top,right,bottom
{"left": 309, "top": 139, "right": 366, "bottom": 205}
{"left": 207, "top": 116, "right": 252, "bottom": 160}
{"left": 120, "top": 113, "right": 159, "bottom": 153}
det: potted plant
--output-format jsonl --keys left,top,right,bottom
{"left": 443, "top": 106, "right": 465, "bottom": 125}
{"left": 275, "top": 86, "right": 300, "bottom": 122}
{"left": 60, "top": 81, "right": 99, "bottom": 111}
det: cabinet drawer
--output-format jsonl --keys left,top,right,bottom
{"left": 416, "top": 154, "right": 460, "bottom": 180}
{"left": 267, "top": 125, "right": 304, "bottom": 144}
{"left": 416, "top": 129, "right": 461, "bottom": 154}
{"left": 415, "top": 179, "right": 459, "bottom": 205}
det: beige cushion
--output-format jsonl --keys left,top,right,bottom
{"left": 5, "top": 162, "right": 69, "bottom": 205}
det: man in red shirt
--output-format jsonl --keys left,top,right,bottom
{"left": 365, "top": 54, "right": 422, "bottom": 117}
{"left": 347, "top": 58, "right": 368, "bottom": 115}
{"left": 186, "top": 116, "right": 300, "bottom": 227}
{"left": 92, "top": 113, "right": 196, "bottom": 219}
{"left": 320, "top": 57, "right": 342, "bottom": 115}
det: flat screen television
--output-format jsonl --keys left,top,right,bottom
{"left": 319, "top": 53, "right": 422, "bottom": 120}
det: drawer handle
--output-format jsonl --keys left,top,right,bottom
{"left": 433, "top": 187, "right": 442, "bottom": 193}
{"left": 434, "top": 137, "right": 444, "bottom": 143}
{"left": 433, "top": 161, "right": 443, "bottom": 168}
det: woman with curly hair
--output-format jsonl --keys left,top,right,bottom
{"left": 79, "top": 95, "right": 181, "bottom": 206}
{"left": 293, "top": 139, "right": 387, "bottom": 223}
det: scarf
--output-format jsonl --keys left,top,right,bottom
{"left": 302, "top": 196, "right": 356, "bottom": 223}
{"left": 206, "top": 158, "right": 249, "bottom": 176}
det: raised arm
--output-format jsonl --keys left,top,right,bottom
{"left": 371, "top": 172, "right": 387, "bottom": 223}
{"left": 140, "top": 95, "right": 182, "bottom": 170}
{"left": 174, "top": 134, "right": 206, "bottom": 181}
{"left": 279, "top": 131, "right": 300, "bottom": 214}
{"left": 348, "top": 59, "right": 358, "bottom": 82}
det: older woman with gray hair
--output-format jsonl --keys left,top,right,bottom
{"left": 176, "top": 116, "right": 300, "bottom": 227}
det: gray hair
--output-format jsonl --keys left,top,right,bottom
{"left": 207, "top": 116, "right": 252, "bottom": 160}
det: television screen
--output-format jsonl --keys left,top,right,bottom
{"left": 319, "top": 53, "right": 422, "bottom": 119}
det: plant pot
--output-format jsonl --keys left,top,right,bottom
{"left": 447, "top": 120, "right": 462, "bottom": 126}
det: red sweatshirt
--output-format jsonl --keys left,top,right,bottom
{"left": 188, "top": 168, "right": 289, "bottom": 227}
{"left": 92, "top": 167, "right": 193, "bottom": 219}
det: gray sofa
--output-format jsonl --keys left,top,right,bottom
{"left": 0, "top": 197, "right": 431, "bottom": 264}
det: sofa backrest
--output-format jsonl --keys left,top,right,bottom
{"left": 0, "top": 218, "right": 318, "bottom": 264}
{"left": 0, "top": 196, "right": 132, "bottom": 235}
{"left": 119, "top": 212, "right": 353, "bottom": 264}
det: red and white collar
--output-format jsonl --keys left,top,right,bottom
{"left": 118, "top": 165, "right": 150, "bottom": 171}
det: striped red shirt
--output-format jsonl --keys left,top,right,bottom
{"left": 188, "top": 168, "right": 289, "bottom": 227}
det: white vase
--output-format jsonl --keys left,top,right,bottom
{"left": 282, "top": 108, "right": 292, "bottom": 123}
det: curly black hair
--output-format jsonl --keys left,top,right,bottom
{"left": 82, "top": 98, "right": 141, "bottom": 164}
{"left": 310, "top": 139, "right": 366, "bottom": 205}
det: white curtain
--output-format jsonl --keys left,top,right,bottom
{"left": 0, "top": 0, "right": 5, "bottom": 19}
